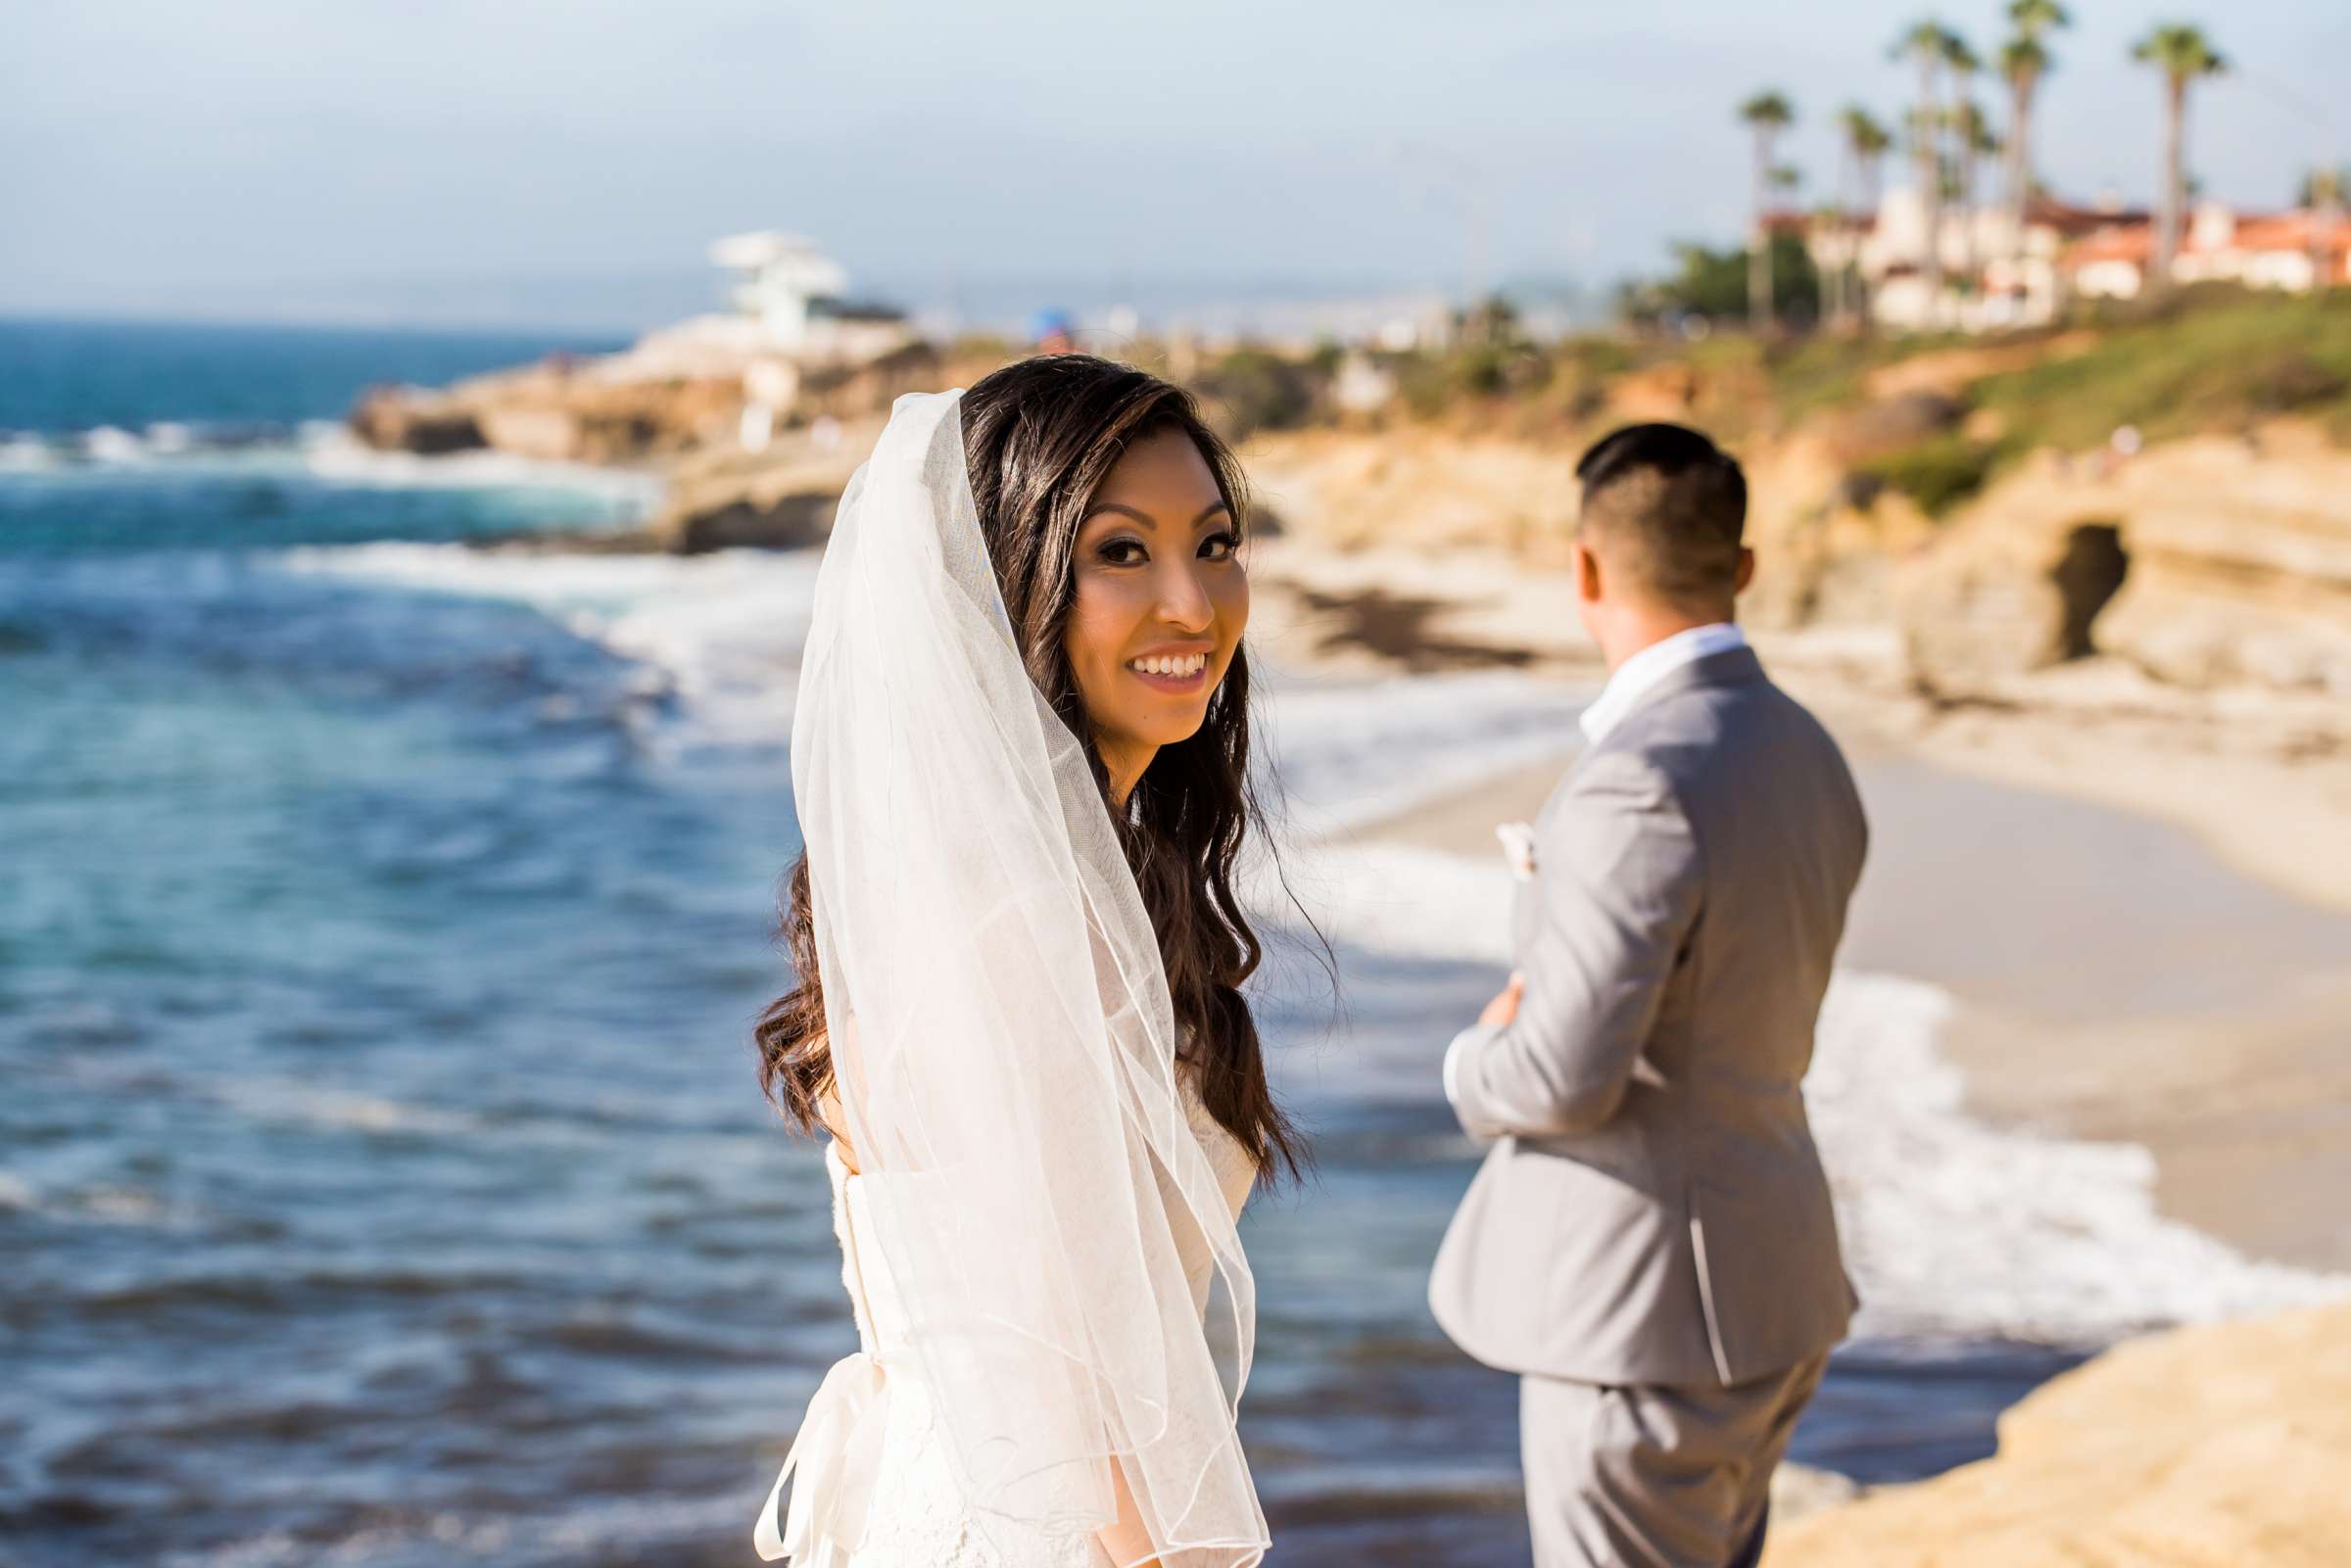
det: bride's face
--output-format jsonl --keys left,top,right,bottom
{"left": 1064, "top": 428, "right": 1248, "bottom": 796}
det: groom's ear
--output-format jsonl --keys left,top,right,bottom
{"left": 1574, "top": 538, "right": 1606, "bottom": 603}
{"left": 1734, "top": 546, "right": 1756, "bottom": 596}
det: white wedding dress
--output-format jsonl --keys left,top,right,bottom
{"left": 762, "top": 1081, "right": 1258, "bottom": 1568}
{"left": 757, "top": 389, "right": 1270, "bottom": 1568}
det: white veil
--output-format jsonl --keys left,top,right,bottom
{"left": 788, "top": 389, "right": 1267, "bottom": 1566}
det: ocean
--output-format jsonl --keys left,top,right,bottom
{"left": 3, "top": 318, "right": 2332, "bottom": 1567}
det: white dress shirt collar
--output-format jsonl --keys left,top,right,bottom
{"left": 1577, "top": 622, "right": 1750, "bottom": 745}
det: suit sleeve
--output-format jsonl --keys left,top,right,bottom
{"left": 1447, "top": 748, "right": 1703, "bottom": 1141}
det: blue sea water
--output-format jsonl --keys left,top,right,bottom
{"left": 0, "top": 318, "right": 2079, "bottom": 1568}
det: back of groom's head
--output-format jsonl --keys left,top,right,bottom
{"left": 1574, "top": 423, "right": 1748, "bottom": 613}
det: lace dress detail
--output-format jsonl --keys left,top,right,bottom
{"left": 756, "top": 1087, "right": 1258, "bottom": 1568}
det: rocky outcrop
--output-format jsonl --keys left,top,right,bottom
{"left": 1764, "top": 1300, "right": 2351, "bottom": 1568}
{"left": 643, "top": 416, "right": 885, "bottom": 554}
{"left": 349, "top": 339, "right": 957, "bottom": 467}
{"left": 351, "top": 386, "right": 485, "bottom": 454}
{"left": 352, "top": 362, "right": 743, "bottom": 462}
{"left": 1241, "top": 428, "right": 1584, "bottom": 561}
{"left": 1896, "top": 424, "right": 2351, "bottom": 697}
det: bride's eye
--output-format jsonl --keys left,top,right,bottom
{"left": 1199, "top": 531, "right": 1239, "bottom": 561}
{"left": 1098, "top": 538, "right": 1149, "bottom": 566}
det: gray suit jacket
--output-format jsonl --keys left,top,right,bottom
{"left": 1430, "top": 645, "right": 1867, "bottom": 1388}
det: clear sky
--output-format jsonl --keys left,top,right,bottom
{"left": 5, "top": 0, "right": 2344, "bottom": 330}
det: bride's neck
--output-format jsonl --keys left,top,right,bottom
{"left": 1101, "top": 739, "right": 1155, "bottom": 812}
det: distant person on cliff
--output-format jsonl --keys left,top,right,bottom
{"left": 1430, "top": 423, "right": 1868, "bottom": 1568}
{"left": 1029, "top": 308, "right": 1079, "bottom": 355}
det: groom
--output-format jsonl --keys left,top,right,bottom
{"left": 1431, "top": 424, "right": 1867, "bottom": 1568}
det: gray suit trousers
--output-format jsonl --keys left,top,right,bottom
{"left": 1520, "top": 1354, "right": 1826, "bottom": 1568}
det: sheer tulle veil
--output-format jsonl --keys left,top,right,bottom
{"left": 787, "top": 389, "right": 1268, "bottom": 1565}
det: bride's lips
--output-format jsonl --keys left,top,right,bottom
{"left": 1125, "top": 645, "right": 1215, "bottom": 695}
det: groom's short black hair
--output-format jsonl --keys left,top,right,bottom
{"left": 1574, "top": 423, "right": 1748, "bottom": 608}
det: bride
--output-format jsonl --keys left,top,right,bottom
{"left": 751, "top": 355, "right": 1300, "bottom": 1568}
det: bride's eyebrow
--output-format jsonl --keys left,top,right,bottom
{"left": 1083, "top": 502, "right": 1160, "bottom": 529}
{"left": 1082, "top": 501, "right": 1232, "bottom": 529}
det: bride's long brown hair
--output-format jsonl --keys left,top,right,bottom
{"left": 755, "top": 354, "right": 1303, "bottom": 1182}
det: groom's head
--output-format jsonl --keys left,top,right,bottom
{"left": 1571, "top": 423, "right": 1754, "bottom": 662}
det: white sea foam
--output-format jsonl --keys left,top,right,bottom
{"left": 1254, "top": 666, "right": 1587, "bottom": 833}
{"left": 1808, "top": 971, "right": 2347, "bottom": 1342}
{"left": 279, "top": 542, "right": 823, "bottom": 748}
{"left": 82, "top": 424, "right": 150, "bottom": 464}
{"left": 0, "top": 1170, "right": 209, "bottom": 1231}
{"left": 1, "top": 421, "right": 665, "bottom": 508}
{"left": 209, "top": 1075, "right": 482, "bottom": 1138}
{"left": 295, "top": 424, "right": 664, "bottom": 505}
{"left": 0, "top": 434, "right": 58, "bottom": 471}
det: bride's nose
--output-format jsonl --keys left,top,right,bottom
{"left": 1155, "top": 559, "right": 1215, "bottom": 634}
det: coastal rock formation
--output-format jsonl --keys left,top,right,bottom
{"left": 352, "top": 362, "right": 742, "bottom": 462}
{"left": 645, "top": 416, "right": 884, "bottom": 554}
{"left": 1896, "top": 424, "right": 2351, "bottom": 697}
{"left": 348, "top": 339, "right": 953, "bottom": 467}
{"left": 350, "top": 386, "right": 484, "bottom": 454}
{"left": 1764, "top": 1300, "right": 2351, "bottom": 1568}
{"left": 1241, "top": 427, "right": 1584, "bottom": 561}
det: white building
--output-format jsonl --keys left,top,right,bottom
{"left": 2063, "top": 203, "right": 2351, "bottom": 301}
{"left": 706, "top": 231, "right": 910, "bottom": 362}
{"left": 1812, "top": 184, "right": 2348, "bottom": 334}
{"left": 1811, "top": 188, "right": 2147, "bottom": 333}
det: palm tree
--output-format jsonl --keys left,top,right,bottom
{"left": 1892, "top": 21, "right": 1961, "bottom": 307}
{"left": 1940, "top": 35, "right": 1984, "bottom": 285}
{"left": 2133, "top": 24, "right": 2227, "bottom": 294}
{"left": 2308, "top": 165, "right": 2347, "bottom": 291}
{"left": 1739, "top": 90, "right": 1797, "bottom": 330}
{"left": 1950, "top": 98, "right": 1999, "bottom": 287}
{"left": 1839, "top": 107, "right": 1895, "bottom": 327}
{"left": 2000, "top": 2, "right": 2071, "bottom": 251}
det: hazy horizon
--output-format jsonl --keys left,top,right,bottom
{"left": 7, "top": 0, "right": 2345, "bottom": 333}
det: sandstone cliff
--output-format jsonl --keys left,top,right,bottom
{"left": 350, "top": 341, "right": 947, "bottom": 466}
{"left": 1765, "top": 1300, "right": 2351, "bottom": 1568}
{"left": 1897, "top": 423, "right": 2351, "bottom": 698}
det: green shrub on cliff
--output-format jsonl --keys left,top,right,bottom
{"left": 1975, "top": 288, "right": 2351, "bottom": 451}
{"left": 1847, "top": 292, "right": 2351, "bottom": 509}
{"left": 1622, "top": 235, "right": 1821, "bottom": 327}
{"left": 1195, "top": 348, "right": 1322, "bottom": 439}
{"left": 1858, "top": 435, "right": 1999, "bottom": 517}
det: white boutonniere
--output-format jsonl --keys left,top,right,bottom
{"left": 1495, "top": 821, "right": 1538, "bottom": 881}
